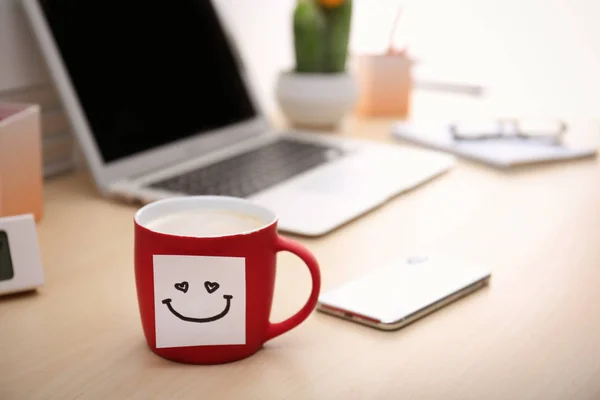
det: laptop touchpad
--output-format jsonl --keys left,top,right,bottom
{"left": 295, "top": 154, "right": 399, "bottom": 198}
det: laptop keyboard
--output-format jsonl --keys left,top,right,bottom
{"left": 148, "top": 138, "right": 346, "bottom": 198}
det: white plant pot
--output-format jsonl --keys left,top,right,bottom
{"left": 275, "top": 71, "right": 358, "bottom": 129}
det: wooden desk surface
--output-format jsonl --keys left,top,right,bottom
{"left": 2, "top": 113, "right": 600, "bottom": 400}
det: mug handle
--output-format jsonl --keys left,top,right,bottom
{"left": 265, "top": 235, "right": 321, "bottom": 341}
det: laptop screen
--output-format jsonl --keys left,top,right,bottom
{"left": 39, "top": 0, "right": 257, "bottom": 163}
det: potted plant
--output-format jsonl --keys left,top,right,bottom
{"left": 276, "top": 0, "right": 357, "bottom": 130}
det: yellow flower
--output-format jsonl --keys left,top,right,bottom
{"left": 318, "top": 0, "right": 345, "bottom": 8}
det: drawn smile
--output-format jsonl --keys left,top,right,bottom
{"left": 161, "top": 295, "right": 233, "bottom": 323}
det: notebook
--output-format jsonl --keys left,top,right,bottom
{"left": 392, "top": 120, "right": 598, "bottom": 169}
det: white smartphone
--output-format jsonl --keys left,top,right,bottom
{"left": 316, "top": 256, "right": 491, "bottom": 331}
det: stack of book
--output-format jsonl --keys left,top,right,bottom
{"left": 0, "top": 84, "right": 76, "bottom": 179}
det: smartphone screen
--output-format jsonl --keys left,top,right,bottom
{"left": 317, "top": 256, "right": 491, "bottom": 330}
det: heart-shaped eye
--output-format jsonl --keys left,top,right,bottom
{"left": 204, "top": 281, "right": 220, "bottom": 294}
{"left": 174, "top": 281, "right": 189, "bottom": 293}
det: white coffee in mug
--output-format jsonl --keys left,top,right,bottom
{"left": 146, "top": 209, "right": 265, "bottom": 237}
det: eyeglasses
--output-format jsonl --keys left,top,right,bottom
{"left": 449, "top": 118, "right": 567, "bottom": 145}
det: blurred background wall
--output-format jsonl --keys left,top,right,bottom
{"left": 216, "top": 0, "right": 600, "bottom": 118}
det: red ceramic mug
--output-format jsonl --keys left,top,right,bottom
{"left": 134, "top": 196, "right": 321, "bottom": 364}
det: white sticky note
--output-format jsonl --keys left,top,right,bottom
{"left": 153, "top": 255, "right": 246, "bottom": 348}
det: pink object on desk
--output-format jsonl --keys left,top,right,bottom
{"left": 0, "top": 103, "right": 44, "bottom": 221}
{"left": 354, "top": 52, "right": 413, "bottom": 118}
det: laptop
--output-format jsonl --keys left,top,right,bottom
{"left": 22, "top": 0, "right": 454, "bottom": 236}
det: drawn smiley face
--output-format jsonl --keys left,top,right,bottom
{"left": 153, "top": 255, "right": 246, "bottom": 348}
{"left": 161, "top": 280, "right": 233, "bottom": 323}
